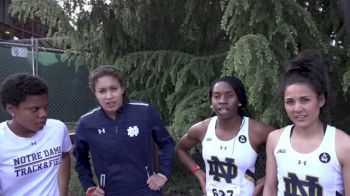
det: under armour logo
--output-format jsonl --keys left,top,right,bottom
{"left": 31, "top": 142, "right": 36, "bottom": 145}
{"left": 298, "top": 160, "right": 307, "bottom": 165}
{"left": 206, "top": 138, "right": 212, "bottom": 141}
{"left": 127, "top": 126, "right": 139, "bottom": 137}
{"left": 97, "top": 128, "right": 105, "bottom": 134}
{"left": 220, "top": 146, "right": 227, "bottom": 150}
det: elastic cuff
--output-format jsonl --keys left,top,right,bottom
{"left": 157, "top": 173, "right": 168, "bottom": 181}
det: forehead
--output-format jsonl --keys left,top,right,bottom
{"left": 18, "top": 94, "right": 48, "bottom": 107}
{"left": 284, "top": 83, "right": 316, "bottom": 98}
{"left": 95, "top": 76, "right": 121, "bottom": 87}
{"left": 212, "top": 81, "right": 235, "bottom": 93}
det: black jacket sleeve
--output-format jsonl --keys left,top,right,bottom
{"left": 148, "top": 106, "right": 175, "bottom": 178}
{"left": 73, "top": 119, "right": 96, "bottom": 191}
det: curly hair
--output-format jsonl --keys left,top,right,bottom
{"left": 0, "top": 73, "right": 48, "bottom": 108}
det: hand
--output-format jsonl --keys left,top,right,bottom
{"left": 194, "top": 169, "right": 206, "bottom": 195}
{"left": 253, "top": 177, "right": 265, "bottom": 196}
{"left": 86, "top": 186, "right": 105, "bottom": 196}
{"left": 147, "top": 173, "right": 167, "bottom": 191}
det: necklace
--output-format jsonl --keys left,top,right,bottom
{"left": 231, "top": 117, "right": 245, "bottom": 155}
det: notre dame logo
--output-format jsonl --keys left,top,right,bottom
{"left": 283, "top": 173, "right": 323, "bottom": 196}
{"left": 207, "top": 156, "right": 237, "bottom": 183}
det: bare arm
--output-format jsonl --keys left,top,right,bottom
{"left": 58, "top": 152, "right": 71, "bottom": 196}
{"left": 336, "top": 130, "right": 350, "bottom": 196}
{"left": 175, "top": 120, "right": 209, "bottom": 194}
{"left": 263, "top": 130, "right": 281, "bottom": 196}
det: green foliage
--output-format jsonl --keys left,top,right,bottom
{"left": 114, "top": 50, "right": 225, "bottom": 137}
{"left": 222, "top": 34, "right": 281, "bottom": 125}
{"left": 10, "top": 0, "right": 350, "bottom": 132}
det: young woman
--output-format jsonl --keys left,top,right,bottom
{"left": 0, "top": 73, "right": 72, "bottom": 196}
{"left": 263, "top": 50, "right": 350, "bottom": 195}
{"left": 176, "top": 76, "right": 274, "bottom": 196}
{"left": 73, "top": 65, "right": 175, "bottom": 196}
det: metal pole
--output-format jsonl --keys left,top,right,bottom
{"left": 35, "top": 38, "right": 39, "bottom": 75}
{"left": 31, "top": 37, "right": 35, "bottom": 75}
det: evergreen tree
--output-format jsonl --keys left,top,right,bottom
{"left": 10, "top": 0, "right": 350, "bottom": 135}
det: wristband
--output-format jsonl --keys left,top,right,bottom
{"left": 86, "top": 187, "right": 96, "bottom": 196}
{"left": 191, "top": 164, "right": 200, "bottom": 174}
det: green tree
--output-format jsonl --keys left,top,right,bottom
{"left": 10, "top": 0, "right": 350, "bottom": 135}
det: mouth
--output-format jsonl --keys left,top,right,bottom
{"left": 294, "top": 114, "right": 307, "bottom": 120}
{"left": 217, "top": 108, "right": 230, "bottom": 114}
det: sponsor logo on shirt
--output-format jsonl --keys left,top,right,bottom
{"left": 238, "top": 135, "right": 246, "bottom": 143}
{"left": 127, "top": 126, "right": 139, "bottom": 137}
{"left": 276, "top": 149, "right": 286, "bottom": 153}
{"left": 319, "top": 152, "right": 331, "bottom": 163}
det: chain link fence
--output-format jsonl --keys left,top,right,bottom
{"left": 0, "top": 38, "right": 266, "bottom": 196}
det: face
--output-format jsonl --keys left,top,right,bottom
{"left": 284, "top": 83, "right": 325, "bottom": 129}
{"left": 94, "top": 75, "right": 124, "bottom": 118}
{"left": 211, "top": 81, "right": 240, "bottom": 120}
{"left": 7, "top": 94, "right": 49, "bottom": 137}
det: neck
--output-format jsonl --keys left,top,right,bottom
{"left": 293, "top": 120, "right": 324, "bottom": 138}
{"left": 7, "top": 120, "right": 35, "bottom": 138}
{"left": 216, "top": 115, "right": 242, "bottom": 132}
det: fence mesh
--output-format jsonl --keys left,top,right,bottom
{"left": 0, "top": 40, "right": 266, "bottom": 195}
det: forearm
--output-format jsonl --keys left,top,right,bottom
{"left": 176, "top": 148, "right": 200, "bottom": 173}
{"left": 58, "top": 152, "right": 71, "bottom": 196}
{"left": 157, "top": 137, "right": 175, "bottom": 178}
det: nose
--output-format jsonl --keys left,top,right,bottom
{"left": 293, "top": 101, "right": 303, "bottom": 112}
{"left": 219, "top": 95, "right": 228, "bottom": 104}
{"left": 106, "top": 90, "right": 114, "bottom": 99}
{"left": 38, "top": 107, "right": 48, "bottom": 118}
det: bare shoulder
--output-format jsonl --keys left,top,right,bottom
{"left": 335, "top": 129, "right": 350, "bottom": 165}
{"left": 248, "top": 118, "right": 275, "bottom": 149}
{"left": 268, "top": 128, "right": 284, "bottom": 141}
{"left": 187, "top": 118, "right": 212, "bottom": 142}
{"left": 265, "top": 128, "right": 284, "bottom": 151}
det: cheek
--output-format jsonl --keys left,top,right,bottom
{"left": 95, "top": 94, "right": 105, "bottom": 103}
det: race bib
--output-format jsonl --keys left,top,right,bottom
{"left": 208, "top": 182, "right": 241, "bottom": 196}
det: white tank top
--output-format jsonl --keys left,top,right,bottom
{"left": 202, "top": 116, "right": 257, "bottom": 196}
{"left": 274, "top": 125, "right": 344, "bottom": 196}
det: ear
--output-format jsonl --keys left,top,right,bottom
{"left": 5, "top": 104, "right": 15, "bottom": 115}
{"left": 318, "top": 94, "right": 325, "bottom": 108}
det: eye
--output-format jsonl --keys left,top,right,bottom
{"left": 226, "top": 93, "right": 234, "bottom": 98}
{"left": 30, "top": 107, "right": 38, "bottom": 112}
{"left": 300, "top": 97, "right": 310, "bottom": 104}
{"left": 285, "top": 99, "right": 294, "bottom": 105}
{"left": 97, "top": 89, "right": 106, "bottom": 94}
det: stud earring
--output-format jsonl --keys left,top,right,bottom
{"left": 238, "top": 103, "right": 242, "bottom": 107}
{"left": 10, "top": 113, "right": 14, "bottom": 117}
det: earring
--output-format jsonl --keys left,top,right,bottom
{"left": 238, "top": 103, "right": 242, "bottom": 107}
{"left": 10, "top": 113, "right": 14, "bottom": 117}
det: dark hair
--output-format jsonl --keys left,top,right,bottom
{"left": 209, "top": 76, "right": 248, "bottom": 117}
{"left": 0, "top": 73, "right": 48, "bottom": 108}
{"left": 278, "top": 49, "right": 332, "bottom": 119}
{"left": 89, "top": 65, "right": 128, "bottom": 102}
